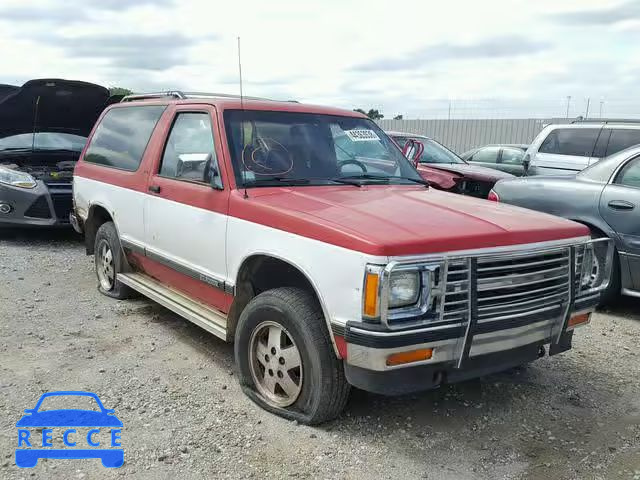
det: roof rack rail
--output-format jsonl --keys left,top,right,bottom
{"left": 121, "top": 91, "right": 296, "bottom": 103}
{"left": 571, "top": 118, "right": 640, "bottom": 125}
{"left": 121, "top": 91, "right": 185, "bottom": 102}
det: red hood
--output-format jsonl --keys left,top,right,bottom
{"left": 230, "top": 186, "right": 589, "bottom": 256}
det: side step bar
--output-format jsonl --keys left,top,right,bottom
{"left": 117, "top": 273, "right": 228, "bottom": 341}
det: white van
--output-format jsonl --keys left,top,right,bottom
{"left": 525, "top": 121, "right": 640, "bottom": 176}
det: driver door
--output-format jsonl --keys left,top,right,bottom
{"left": 143, "top": 105, "right": 231, "bottom": 311}
{"left": 599, "top": 155, "right": 640, "bottom": 290}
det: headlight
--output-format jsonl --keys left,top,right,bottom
{"left": 389, "top": 271, "right": 421, "bottom": 308}
{"left": 0, "top": 166, "right": 37, "bottom": 189}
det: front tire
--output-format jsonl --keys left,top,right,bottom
{"left": 235, "top": 287, "right": 350, "bottom": 424}
{"left": 94, "top": 221, "right": 132, "bottom": 300}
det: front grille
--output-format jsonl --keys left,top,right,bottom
{"left": 24, "top": 196, "right": 52, "bottom": 219}
{"left": 50, "top": 193, "right": 73, "bottom": 222}
{"left": 441, "top": 248, "right": 571, "bottom": 324}
{"left": 476, "top": 249, "right": 570, "bottom": 322}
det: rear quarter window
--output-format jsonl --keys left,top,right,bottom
{"left": 84, "top": 105, "right": 166, "bottom": 171}
{"left": 538, "top": 128, "right": 600, "bottom": 157}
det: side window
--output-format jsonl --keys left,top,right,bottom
{"left": 159, "top": 112, "right": 220, "bottom": 187}
{"left": 615, "top": 158, "right": 640, "bottom": 189}
{"left": 84, "top": 106, "right": 165, "bottom": 171}
{"left": 500, "top": 147, "right": 525, "bottom": 165}
{"left": 469, "top": 147, "right": 500, "bottom": 163}
{"left": 538, "top": 128, "right": 600, "bottom": 157}
{"left": 606, "top": 129, "right": 640, "bottom": 156}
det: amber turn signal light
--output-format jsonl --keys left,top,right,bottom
{"left": 386, "top": 348, "right": 433, "bottom": 366}
{"left": 363, "top": 272, "right": 380, "bottom": 318}
{"left": 568, "top": 313, "right": 590, "bottom": 328}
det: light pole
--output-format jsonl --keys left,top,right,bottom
{"left": 566, "top": 96, "right": 571, "bottom": 118}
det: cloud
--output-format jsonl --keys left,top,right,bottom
{"left": 549, "top": 1, "right": 640, "bottom": 26}
{"left": 48, "top": 33, "right": 217, "bottom": 72}
{"left": 352, "top": 35, "right": 550, "bottom": 72}
{"left": 0, "top": 0, "right": 174, "bottom": 23}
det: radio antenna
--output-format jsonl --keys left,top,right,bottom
{"left": 238, "top": 36, "right": 248, "bottom": 199}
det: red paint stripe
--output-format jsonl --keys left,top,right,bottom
{"left": 129, "top": 253, "right": 233, "bottom": 313}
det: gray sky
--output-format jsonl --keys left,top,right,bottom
{"left": 1, "top": 0, "right": 639, "bottom": 118}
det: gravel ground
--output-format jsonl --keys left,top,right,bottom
{"left": 1, "top": 229, "right": 639, "bottom": 480}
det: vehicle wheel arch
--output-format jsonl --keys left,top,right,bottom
{"left": 84, "top": 203, "right": 115, "bottom": 255}
{"left": 228, "top": 253, "right": 339, "bottom": 357}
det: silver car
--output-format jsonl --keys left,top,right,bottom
{"left": 491, "top": 145, "right": 640, "bottom": 301}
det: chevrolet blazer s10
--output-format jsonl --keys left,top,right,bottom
{"left": 71, "top": 92, "right": 613, "bottom": 424}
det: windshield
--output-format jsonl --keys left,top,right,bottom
{"left": 391, "top": 135, "right": 464, "bottom": 164}
{"left": 420, "top": 139, "right": 464, "bottom": 164}
{"left": 224, "top": 110, "right": 422, "bottom": 186}
{"left": 0, "top": 132, "right": 87, "bottom": 152}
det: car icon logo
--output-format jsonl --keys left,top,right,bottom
{"left": 15, "top": 391, "right": 123, "bottom": 468}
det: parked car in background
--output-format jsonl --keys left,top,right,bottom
{"left": 387, "top": 131, "right": 514, "bottom": 198}
{"left": 73, "top": 92, "right": 611, "bottom": 424}
{"left": 0, "top": 79, "right": 114, "bottom": 228}
{"left": 524, "top": 120, "right": 640, "bottom": 176}
{"left": 490, "top": 144, "right": 640, "bottom": 302}
{"left": 461, "top": 144, "right": 528, "bottom": 176}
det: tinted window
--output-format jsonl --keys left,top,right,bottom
{"left": 606, "top": 129, "right": 640, "bottom": 156}
{"left": 615, "top": 157, "right": 640, "bottom": 189}
{"left": 160, "top": 112, "right": 219, "bottom": 186}
{"left": 538, "top": 128, "right": 600, "bottom": 157}
{"left": 501, "top": 147, "right": 525, "bottom": 165}
{"left": 84, "top": 106, "right": 165, "bottom": 171}
{"left": 469, "top": 146, "right": 500, "bottom": 163}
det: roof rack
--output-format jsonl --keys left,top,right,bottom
{"left": 571, "top": 118, "right": 640, "bottom": 125}
{"left": 121, "top": 91, "right": 289, "bottom": 103}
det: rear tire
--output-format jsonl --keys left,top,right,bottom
{"left": 235, "top": 287, "right": 350, "bottom": 424}
{"left": 94, "top": 221, "right": 133, "bottom": 300}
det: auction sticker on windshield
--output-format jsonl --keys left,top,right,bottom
{"left": 345, "top": 129, "right": 380, "bottom": 142}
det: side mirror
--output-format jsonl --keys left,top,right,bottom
{"left": 24, "top": 409, "right": 35, "bottom": 414}
{"left": 402, "top": 139, "right": 425, "bottom": 166}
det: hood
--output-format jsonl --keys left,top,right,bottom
{"left": 16, "top": 409, "right": 123, "bottom": 427}
{"left": 0, "top": 79, "right": 110, "bottom": 138}
{"left": 234, "top": 186, "right": 589, "bottom": 256}
{"left": 416, "top": 164, "right": 462, "bottom": 190}
{"left": 423, "top": 162, "right": 515, "bottom": 182}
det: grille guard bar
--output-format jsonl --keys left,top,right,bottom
{"left": 376, "top": 237, "right": 615, "bottom": 367}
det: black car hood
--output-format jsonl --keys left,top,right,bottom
{"left": 427, "top": 163, "right": 514, "bottom": 181}
{"left": 0, "top": 78, "right": 111, "bottom": 138}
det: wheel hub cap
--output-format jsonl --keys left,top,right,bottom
{"left": 249, "top": 321, "right": 303, "bottom": 407}
{"left": 97, "top": 241, "right": 115, "bottom": 291}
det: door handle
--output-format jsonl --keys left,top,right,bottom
{"left": 148, "top": 185, "right": 161, "bottom": 194}
{"left": 608, "top": 200, "right": 634, "bottom": 210}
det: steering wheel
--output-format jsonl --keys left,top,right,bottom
{"left": 338, "top": 159, "right": 368, "bottom": 173}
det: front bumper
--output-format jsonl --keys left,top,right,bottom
{"left": 340, "top": 238, "right": 612, "bottom": 395}
{"left": 0, "top": 181, "right": 73, "bottom": 228}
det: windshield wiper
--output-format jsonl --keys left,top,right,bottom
{"left": 244, "top": 177, "right": 312, "bottom": 187}
{"left": 331, "top": 174, "right": 429, "bottom": 188}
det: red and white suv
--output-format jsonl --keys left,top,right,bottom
{"left": 72, "top": 92, "right": 613, "bottom": 424}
